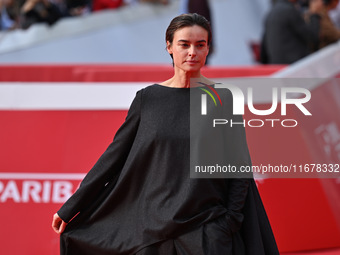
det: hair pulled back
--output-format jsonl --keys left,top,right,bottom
{"left": 165, "top": 13, "right": 212, "bottom": 46}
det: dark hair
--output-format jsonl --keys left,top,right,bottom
{"left": 166, "top": 13, "right": 212, "bottom": 46}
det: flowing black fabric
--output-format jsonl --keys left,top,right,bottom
{"left": 58, "top": 84, "right": 279, "bottom": 255}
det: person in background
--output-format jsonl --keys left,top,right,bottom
{"left": 305, "top": 0, "right": 340, "bottom": 49}
{"left": 65, "top": 0, "right": 91, "bottom": 16}
{"left": 49, "top": 0, "right": 69, "bottom": 17}
{"left": 20, "top": 0, "right": 63, "bottom": 29}
{"left": 260, "top": 0, "right": 321, "bottom": 64}
{"left": 0, "top": 0, "right": 20, "bottom": 30}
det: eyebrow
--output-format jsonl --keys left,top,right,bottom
{"left": 177, "top": 39, "right": 207, "bottom": 43}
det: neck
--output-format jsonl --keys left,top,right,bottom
{"left": 170, "top": 68, "right": 202, "bottom": 88}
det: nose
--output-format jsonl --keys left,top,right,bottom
{"left": 188, "top": 45, "right": 196, "bottom": 57}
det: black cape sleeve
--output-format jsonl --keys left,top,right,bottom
{"left": 57, "top": 90, "right": 142, "bottom": 223}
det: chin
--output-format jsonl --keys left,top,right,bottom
{"left": 175, "top": 62, "right": 203, "bottom": 73}
{"left": 184, "top": 67, "right": 201, "bottom": 73}
{"left": 184, "top": 64, "right": 203, "bottom": 71}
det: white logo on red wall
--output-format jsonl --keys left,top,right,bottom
{"left": 0, "top": 173, "right": 85, "bottom": 203}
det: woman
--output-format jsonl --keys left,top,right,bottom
{"left": 52, "top": 13, "right": 279, "bottom": 255}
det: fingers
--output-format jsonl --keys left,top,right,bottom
{"left": 60, "top": 220, "right": 67, "bottom": 234}
{"left": 52, "top": 213, "right": 61, "bottom": 234}
{"left": 52, "top": 213, "right": 67, "bottom": 234}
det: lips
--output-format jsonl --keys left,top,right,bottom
{"left": 185, "top": 60, "right": 199, "bottom": 64}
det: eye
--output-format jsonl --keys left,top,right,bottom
{"left": 180, "top": 43, "right": 189, "bottom": 47}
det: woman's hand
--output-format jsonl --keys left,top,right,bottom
{"left": 52, "top": 213, "right": 67, "bottom": 234}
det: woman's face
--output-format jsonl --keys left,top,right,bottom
{"left": 167, "top": 25, "right": 209, "bottom": 74}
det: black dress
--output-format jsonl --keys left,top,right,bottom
{"left": 57, "top": 84, "right": 279, "bottom": 255}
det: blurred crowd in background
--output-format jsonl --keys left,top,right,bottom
{"left": 0, "top": 0, "right": 340, "bottom": 65}
{"left": 0, "top": 0, "right": 169, "bottom": 30}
